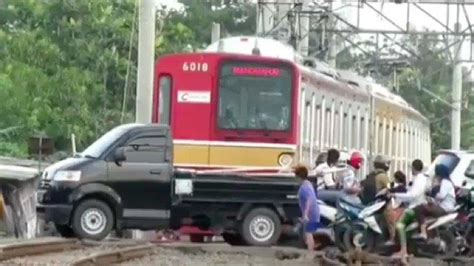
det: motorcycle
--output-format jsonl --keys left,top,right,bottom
{"left": 341, "top": 194, "right": 459, "bottom": 258}
{"left": 452, "top": 182, "right": 474, "bottom": 255}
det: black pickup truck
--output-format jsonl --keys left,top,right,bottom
{"left": 37, "top": 123, "right": 303, "bottom": 246}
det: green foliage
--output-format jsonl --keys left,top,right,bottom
{"left": 0, "top": 0, "right": 256, "bottom": 158}
{"left": 335, "top": 33, "right": 474, "bottom": 152}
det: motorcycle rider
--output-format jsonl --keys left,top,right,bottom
{"left": 392, "top": 161, "right": 443, "bottom": 259}
{"left": 413, "top": 163, "right": 456, "bottom": 240}
{"left": 314, "top": 148, "right": 340, "bottom": 190}
{"left": 383, "top": 171, "right": 408, "bottom": 245}
{"left": 388, "top": 159, "right": 429, "bottom": 248}
{"left": 339, "top": 151, "right": 365, "bottom": 205}
{"left": 360, "top": 155, "right": 390, "bottom": 204}
{"left": 313, "top": 149, "right": 344, "bottom": 205}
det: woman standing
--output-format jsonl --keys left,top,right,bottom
{"left": 294, "top": 164, "right": 321, "bottom": 258}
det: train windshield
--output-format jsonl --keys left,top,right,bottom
{"left": 218, "top": 61, "right": 293, "bottom": 131}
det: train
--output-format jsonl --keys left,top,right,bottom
{"left": 153, "top": 36, "right": 431, "bottom": 178}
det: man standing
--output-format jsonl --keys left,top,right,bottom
{"left": 295, "top": 164, "right": 321, "bottom": 258}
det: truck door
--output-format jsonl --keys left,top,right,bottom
{"left": 106, "top": 128, "right": 172, "bottom": 228}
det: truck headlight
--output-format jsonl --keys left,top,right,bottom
{"left": 278, "top": 153, "right": 293, "bottom": 167}
{"left": 54, "top": 171, "right": 81, "bottom": 182}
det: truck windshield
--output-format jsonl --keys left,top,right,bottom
{"left": 218, "top": 61, "right": 293, "bottom": 131}
{"left": 81, "top": 124, "right": 136, "bottom": 158}
{"left": 426, "top": 152, "right": 460, "bottom": 177}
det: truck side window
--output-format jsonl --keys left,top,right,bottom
{"left": 465, "top": 160, "right": 474, "bottom": 179}
{"left": 124, "top": 136, "right": 167, "bottom": 163}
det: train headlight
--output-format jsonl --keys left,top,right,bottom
{"left": 278, "top": 153, "right": 293, "bottom": 167}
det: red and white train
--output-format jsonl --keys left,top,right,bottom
{"left": 153, "top": 36, "right": 431, "bottom": 176}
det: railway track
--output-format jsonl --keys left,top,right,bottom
{"left": 0, "top": 237, "right": 155, "bottom": 265}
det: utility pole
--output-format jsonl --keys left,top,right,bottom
{"left": 135, "top": 0, "right": 156, "bottom": 124}
{"left": 211, "top": 22, "right": 220, "bottom": 44}
{"left": 132, "top": 0, "right": 156, "bottom": 240}
{"left": 451, "top": 22, "right": 463, "bottom": 150}
{"left": 327, "top": 1, "right": 336, "bottom": 68}
{"left": 298, "top": 0, "right": 310, "bottom": 57}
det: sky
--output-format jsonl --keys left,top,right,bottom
{"left": 154, "top": 0, "right": 474, "bottom": 77}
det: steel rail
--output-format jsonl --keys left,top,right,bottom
{"left": 71, "top": 244, "right": 155, "bottom": 266}
{"left": 0, "top": 238, "right": 82, "bottom": 261}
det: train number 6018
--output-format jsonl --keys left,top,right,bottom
{"left": 182, "top": 62, "right": 209, "bottom": 72}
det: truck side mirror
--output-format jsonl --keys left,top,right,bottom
{"left": 114, "top": 147, "right": 126, "bottom": 165}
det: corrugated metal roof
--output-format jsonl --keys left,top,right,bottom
{"left": 0, "top": 164, "right": 39, "bottom": 181}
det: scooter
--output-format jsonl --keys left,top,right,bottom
{"left": 342, "top": 196, "right": 459, "bottom": 258}
{"left": 451, "top": 182, "right": 474, "bottom": 255}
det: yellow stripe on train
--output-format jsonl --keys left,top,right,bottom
{"left": 174, "top": 143, "right": 296, "bottom": 168}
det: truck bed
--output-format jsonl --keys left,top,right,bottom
{"left": 173, "top": 171, "right": 300, "bottom": 203}
{"left": 170, "top": 171, "right": 302, "bottom": 230}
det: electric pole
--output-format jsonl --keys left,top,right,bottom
{"left": 327, "top": 1, "right": 336, "bottom": 68}
{"left": 451, "top": 22, "right": 463, "bottom": 150}
{"left": 135, "top": 0, "right": 156, "bottom": 124}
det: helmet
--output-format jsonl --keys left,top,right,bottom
{"left": 349, "top": 151, "right": 364, "bottom": 170}
{"left": 373, "top": 154, "right": 390, "bottom": 171}
{"left": 435, "top": 164, "right": 450, "bottom": 179}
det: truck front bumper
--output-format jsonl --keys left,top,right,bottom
{"left": 37, "top": 204, "right": 73, "bottom": 225}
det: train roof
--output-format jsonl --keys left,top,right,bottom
{"left": 205, "top": 36, "right": 427, "bottom": 123}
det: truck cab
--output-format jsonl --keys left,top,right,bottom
{"left": 37, "top": 123, "right": 174, "bottom": 240}
{"left": 426, "top": 150, "right": 474, "bottom": 189}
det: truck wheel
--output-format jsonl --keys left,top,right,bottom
{"left": 241, "top": 207, "right": 281, "bottom": 246}
{"left": 54, "top": 224, "right": 75, "bottom": 238}
{"left": 71, "top": 199, "right": 114, "bottom": 241}
{"left": 222, "top": 233, "right": 246, "bottom": 246}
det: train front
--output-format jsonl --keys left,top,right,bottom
{"left": 155, "top": 37, "right": 300, "bottom": 172}
{"left": 211, "top": 57, "right": 298, "bottom": 171}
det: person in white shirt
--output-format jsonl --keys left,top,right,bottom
{"left": 413, "top": 163, "right": 456, "bottom": 240}
{"left": 389, "top": 160, "right": 428, "bottom": 247}
{"left": 314, "top": 149, "right": 340, "bottom": 190}
{"left": 339, "top": 151, "right": 364, "bottom": 205}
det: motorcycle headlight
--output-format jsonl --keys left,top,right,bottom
{"left": 53, "top": 171, "right": 81, "bottom": 182}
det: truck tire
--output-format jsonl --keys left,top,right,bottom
{"left": 71, "top": 199, "right": 114, "bottom": 241}
{"left": 222, "top": 233, "right": 246, "bottom": 246}
{"left": 240, "top": 207, "right": 281, "bottom": 246}
{"left": 54, "top": 224, "right": 75, "bottom": 238}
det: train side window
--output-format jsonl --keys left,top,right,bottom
{"left": 158, "top": 75, "right": 172, "bottom": 125}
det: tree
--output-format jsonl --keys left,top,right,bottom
{"left": 333, "top": 31, "right": 474, "bottom": 152}
{"left": 0, "top": 0, "right": 257, "bottom": 158}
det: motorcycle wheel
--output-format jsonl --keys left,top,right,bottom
{"left": 343, "top": 224, "right": 375, "bottom": 252}
{"left": 413, "top": 229, "right": 457, "bottom": 258}
{"left": 334, "top": 222, "right": 350, "bottom": 252}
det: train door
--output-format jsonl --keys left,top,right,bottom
{"left": 158, "top": 60, "right": 213, "bottom": 168}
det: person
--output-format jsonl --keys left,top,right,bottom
{"left": 413, "top": 163, "right": 455, "bottom": 240}
{"left": 360, "top": 154, "right": 391, "bottom": 204}
{"left": 391, "top": 160, "right": 439, "bottom": 259}
{"left": 384, "top": 170, "right": 407, "bottom": 245}
{"left": 294, "top": 164, "right": 321, "bottom": 257}
{"left": 314, "top": 148, "right": 341, "bottom": 190}
{"left": 391, "top": 171, "right": 408, "bottom": 193}
{"left": 339, "top": 151, "right": 364, "bottom": 205}
{"left": 313, "top": 149, "right": 345, "bottom": 206}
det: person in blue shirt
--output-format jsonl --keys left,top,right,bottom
{"left": 294, "top": 164, "right": 321, "bottom": 257}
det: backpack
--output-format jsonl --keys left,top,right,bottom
{"left": 360, "top": 169, "right": 384, "bottom": 205}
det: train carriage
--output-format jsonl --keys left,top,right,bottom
{"left": 153, "top": 36, "right": 431, "bottom": 177}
